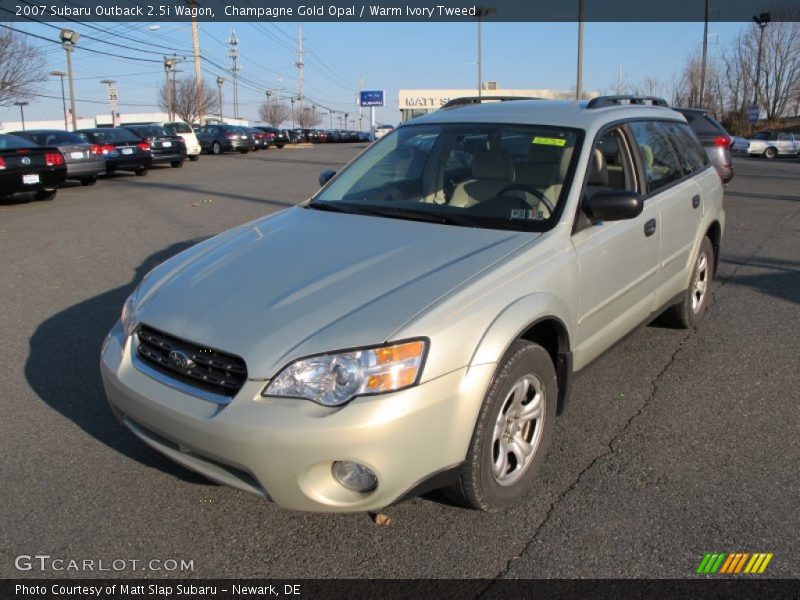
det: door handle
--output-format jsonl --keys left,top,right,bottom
{"left": 692, "top": 194, "right": 701, "bottom": 209}
{"left": 644, "top": 218, "right": 657, "bottom": 237}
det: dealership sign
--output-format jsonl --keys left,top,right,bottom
{"left": 359, "top": 90, "right": 385, "bottom": 107}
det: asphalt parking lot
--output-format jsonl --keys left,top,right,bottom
{"left": 1, "top": 146, "right": 798, "bottom": 580}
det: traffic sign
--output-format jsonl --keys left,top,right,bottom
{"left": 107, "top": 88, "right": 119, "bottom": 103}
{"left": 359, "top": 90, "right": 384, "bottom": 107}
{"left": 748, "top": 104, "right": 759, "bottom": 123}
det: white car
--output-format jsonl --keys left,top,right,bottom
{"left": 156, "top": 121, "right": 202, "bottom": 161}
{"left": 732, "top": 130, "right": 800, "bottom": 159}
{"left": 374, "top": 124, "right": 394, "bottom": 140}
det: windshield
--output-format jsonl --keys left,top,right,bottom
{"left": 313, "top": 122, "right": 582, "bottom": 231}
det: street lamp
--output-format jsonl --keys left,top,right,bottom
{"left": 14, "top": 101, "right": 29, "bottom": 130}
{"left": 164, "top": 56, "right": 178, "bottom": 121}
{"left": 290, "top": 96, "right": 296, "bottom": 129}
{"left": 217, "top": 76, "right": 225, "bottom": 122}
{"left": 100, "top": 79, "right": 117, "bottom": 127}
{"left": 59, "top": 29, "right": 79, "bottom": 131}
{"left": 50, "top": 70, "right": 68, "bottom": 130}
{"left": 752, "top": 12, "right": 771, "bottom": 118}
{"left": 265, "top": 89, "right": 271, "bottom": 125}
{"left": 576, "top": 0, "right": 584, "bottom": 100}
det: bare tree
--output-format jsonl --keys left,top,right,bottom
{"left": 294, "top": 106, "right": 321, "bottom": 128}
{"left": 158, "top": 76, "right": 219, "bottom": 124}
{"left": 752, "top": 18, "right": 800, "bottom": 120}
{"left": 258, "top": 100, "right": 290, "bottom": 127}
{"left": 0, "top": 29, "right": 46, "bottom": 106}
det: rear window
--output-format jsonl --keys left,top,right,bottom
{"left": 680, "top": 112, "right": 726, "bottom": 136}
{"left": 628, "top": 121, "right": 685, "bottom": 193}
{"left": 13, "top": 131, "right": 83, "bottom": 145}
{"left": 125, "top": 125, "right": 169, "bottom": 138}
{"left": 166, "top": 122, "right": 192, "bottom": 134}
{"left": 660, "top": 121, "right": 709, "bottom": 174}
{"left": 0, "top": 134, "right": 36, "bottom": 149}
{"left": 81, "top": 129, "right": 139, "bottom": 143}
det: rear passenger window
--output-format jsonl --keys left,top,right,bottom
{"left": 628, "top": 121, "right": 684, "bottom": 193}
{"left": 660, "top": 121, "right": 709, "bottom": 174}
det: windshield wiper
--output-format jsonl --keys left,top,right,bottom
{"left": 354, "top": 206, "right": 480, "bottom": 227}
{"left": 305, "top": 200, "right": 368, "bottom": 215}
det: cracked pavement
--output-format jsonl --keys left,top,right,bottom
{"left": 1, "top": 149, "right": 798, "bottom": 579}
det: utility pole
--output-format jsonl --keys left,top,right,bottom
{"left": 477, "top": 9, "right": 483, "bottom": 97}
{"left": 617, "top": 64, "right": 623, "bottom": 95}
{"left": 100, "top": 79, "right": 117, "bottom": 127}
{"left": 699, "top": 0, "right": 709, "bottom": 106}
{"left": 14, "top": 102, "right": 28, "bottom": 130}
{"left": 290, "top": 96, "right": 296, "bottom": 129}
{"left": 576, "top": 0, "right": 584, "bottom": 100}
{"left": 217, "top": 76, "right": 225, "bottom": 121}
{"left": 226, "top": 30, "right": 241, "bottom": 119}
{"left": 358, "top": 75, "right": 363, "bottom": 131}
{"left": 188, "top": 1, "right": 205, "bottom": 126}
{"left": 752, "top": 13, "right": 771, "bottom": 112}
{"left": 265, "top": 89, "right": 271, "bottom": 124}
{"left": 312, "top": 104, "right": 316, "bottom": 126}
{"left": 295, "top": 25, "right": 305, "bottom": 111}
{"left": 59, "top": 29, "right": 79, "bottom": 131}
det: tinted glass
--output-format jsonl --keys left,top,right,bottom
{"left": 628, "top": 121, "right": 685, "bottom": 193}
{"left": 125, "top": 125, "right": 169, "bottom": 138}
{"left": 679, "top": 111, "right": 726, "bottom": 136}
{"left": 660, "top": 121, "right": 709, "bottom": 174}
{"left": 167, "top": 122, "right": 192, "bottom": 134}
{"left": 314, "top": 123, "right": 582, "bottom": 231}
{"left": 80, "top": 129, "right": 139, "bottom": 143}
{"left": 12, "top": 131, "right": 84, "bottom": 145}
{"left": 0, "top": 134, "right": 36, "bottom": 149}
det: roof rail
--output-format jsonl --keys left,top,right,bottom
{"left": 586, "top": 95, "right": 670, "bottom": 109}
{"left": 440, "top": 96, "right": 541, "bottom": 110}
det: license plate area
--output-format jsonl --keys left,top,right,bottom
{"left": 22, "top": 174, "right": 40, "bottom": 185}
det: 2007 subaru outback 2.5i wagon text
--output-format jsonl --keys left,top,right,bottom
{"left": 101, "top": 95, "right": 724, "bottom": 512}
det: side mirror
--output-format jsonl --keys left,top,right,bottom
{"left": 584, "top": 190, "right": 643, "bottom": 222}
{"left": 318, "top": 169, "right": 336, "bottom": 187}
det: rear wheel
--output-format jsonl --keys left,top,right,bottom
{"left": 134, "top": 166, "right": 149, "bottom": 176}
{"left": 79, "top": 175, "right": 97, "bottom": 186}
{"left": 35, "top": 188, "right": 57, "bottom": 201}
{"left": 170, "top": 160, "right": 183, "bottom": 168}
{"left": 764, "top": 147, "right": 777, "bottom": 159}
{"left": 211, "top": 142, "right": 222, "bottom": 155}
{"left": 239, "top": 148, "right": 249, "bottom": 154}
{"left": 188, "top": 155, "right": 199, "bottom": 162}
{"left": 444, "top": 340, "right": 556, "bottom": 511}
{"left": 664, "top": 237, "right": 715, "bottom": 328}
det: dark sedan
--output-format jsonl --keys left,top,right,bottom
{"left": 75, "top": 128, "right": 152, "bottom": 176}
{"left": 244, "top": 127, "right": 268, "bottom": 150}
{"left": 10, "top": 129, "right": 105, "bottom": 186}
{"left": 0, "top": 134, "right": 66, "bottom": 201}
{"left": 122, "top": 124, "right": 186, "bottom": 168}
{"left": 255, "top": 126, "right": 287, "bottom": 148}
{"left": 675, "top": 107, "right": 734, "bottom": 184}
{"left": 195, "top": 124, "right": 254, "bottom": 154}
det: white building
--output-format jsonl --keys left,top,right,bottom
{"left": 0, "top": 111, "right": 248, "bottom": 133}
{"left": 398, "top": 87, "right": 598, "bottom": 122}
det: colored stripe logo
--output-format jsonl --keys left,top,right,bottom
{"left": 697, "top": 552, "right": 773, "bottom": 574}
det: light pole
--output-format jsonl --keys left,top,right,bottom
{"left": 100, "top": 79, "right": 117, "bottom": 127}
{"left": 476, "top": 8, "right": 483, "bottom": 97}
{"left": 290, "top": 96, "right": 296, "bottom": 129}
{"left": 164, "top": 56, "right": 178, "bottom": 121}
{"left": 217, "top": 77, "right": 225, "bottom": 122}
{"left": 265, "top": 89, "right": 271, "bottom": 125}
{"left": 50, "top": 70, "right": 68, "bottom": 130}
{"left": 59, "top": 29, "right": 79, "bottom": 131}
{"left": 312, "top": 104, "right": 316, "bottom": 127}
{"left": 14, "top": 101, "right": 29, "bottom": 130}
{"left": 576, "top": 0, "right": 584, "bottom": 100}
{"left": 752, "top": 12, "right": 771, "bottom": 116}
{"left": 699, "top": 0, "right": 709, "bottom": 105}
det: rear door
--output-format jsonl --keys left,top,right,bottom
{"left": 628, "top": 120, "right": 705, "bottom": 305}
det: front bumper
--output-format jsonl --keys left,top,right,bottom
{"left": 100, "top": 322, "right": 493, "bottom": 512}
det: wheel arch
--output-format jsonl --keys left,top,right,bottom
{"left": 705, "top": 220, "right": 722, "bottom": 274}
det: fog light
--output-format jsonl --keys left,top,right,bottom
{"left": 331, "top": 461, "right": 377, "bottom": 493}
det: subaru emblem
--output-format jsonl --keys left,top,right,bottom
{"left": 168, "top": 350, "right": 194, "bottom": 371}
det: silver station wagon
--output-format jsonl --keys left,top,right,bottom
{"left": 101, "top": 95, "right": 724, "bottom": 512}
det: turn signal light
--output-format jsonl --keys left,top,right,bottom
{"left": 45, "top": 152, "right": 65, "bottom": 166}
{"left": 713, "top": 136, "right": 731, "bottom": 147}
{"left": 137, "top": 142, "right": 150, "bottom": 151}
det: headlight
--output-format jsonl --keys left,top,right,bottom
{"left": 120, "top": 287, "right": 139, "bottom": 336}
{"left": 263, "top": 339, "right": 427, "bottom": 407}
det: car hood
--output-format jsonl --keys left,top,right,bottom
{"left": 136, "top": 206, "right": 537, "bottom": 378}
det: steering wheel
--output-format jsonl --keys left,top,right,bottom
{"left": 496, "top": 184, "right": 555, "bottom": 215}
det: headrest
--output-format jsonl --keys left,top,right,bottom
{"left": 587, "top": 148, "right": 608, "bottom": 186}
{"left": 528, "top": 143, "right": 561, "bottom": 164}
{"left": 471, "top": 150, "right": 514, "bottom": 180}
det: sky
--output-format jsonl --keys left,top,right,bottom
{"left": 1, "top": 20, "right": 749, "bottom": 128}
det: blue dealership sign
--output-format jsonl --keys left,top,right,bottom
{"left": 359, "top": 90, "right": 385, "bottom": 107}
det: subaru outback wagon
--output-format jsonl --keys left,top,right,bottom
{"left": 101, "top": 95, "right": 724, "bottom": 512}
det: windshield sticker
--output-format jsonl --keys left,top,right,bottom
{"left": 510, "top": 209, "right": 546, "bottom": 220}
{"left": 532, "top": 136, "right": 567, "bottom": 147}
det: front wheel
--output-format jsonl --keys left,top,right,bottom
{"left": 80, "top": 175, "right": 97, "bottom": 186}
{"left": 134, "top": 166, "right": 149, "bottom": 176}
{"left": 35, "top": 188, "right": 57, "bottom": 201}
{"left": 211, "top": 142, "right": 222, "bottom": 155}
{"left": 764, "top": 147, "right": 777, "bottom": 159}
{"left": 445, "top": 340, "right": 556, "bottom": 511}
{"left": 663, "top": 236, "right": 715, "bottom": 328}
{"left": 239, "top": 148, "right": 249, "bottom": 154}
{"left": 170, "top": 160, "right": 183, "bottom": 168}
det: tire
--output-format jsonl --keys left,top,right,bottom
{"left": 445, "top": 340, "right": 557, "bottom": 511}
{"left": 80, "top": 175, "right": 97, "bottom": 186}
{"left": 239, "top": 149, "right": 249, "bottom": 154}
{"left": 663, "top": 237, "right": 715, "bottom": 329}
{"left": 35, "top": 188, "right": 57, "bottom": 201}
{"left": 188, "top": 155, "right": 199, "bottom": 162}
{"left": 276, "top": 144, "right": 284, "bottom": 149}
{"left": 134, "top": 167, "right": 149, "bottom": 176}
{"left": 211, "top": 142, "right": 222, "bottom": 155}
{"left": 764, "top": 147, "right": 777, "bottom": 159}
{"left": 170, "top": 161, "right": 183, "bottom": 168}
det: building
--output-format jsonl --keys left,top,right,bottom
{"left": 398, "top": 87, "right": 598, "bottom": 122}
{"left": 0, "top": 111, "right": 249, "bottom": 133}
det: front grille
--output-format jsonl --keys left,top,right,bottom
{"left": 136, "top": 325, "right": 247, "bottom": 397}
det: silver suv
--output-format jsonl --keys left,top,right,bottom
{"left": 101, "top": 95, "right": 724, "bottom": 512}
